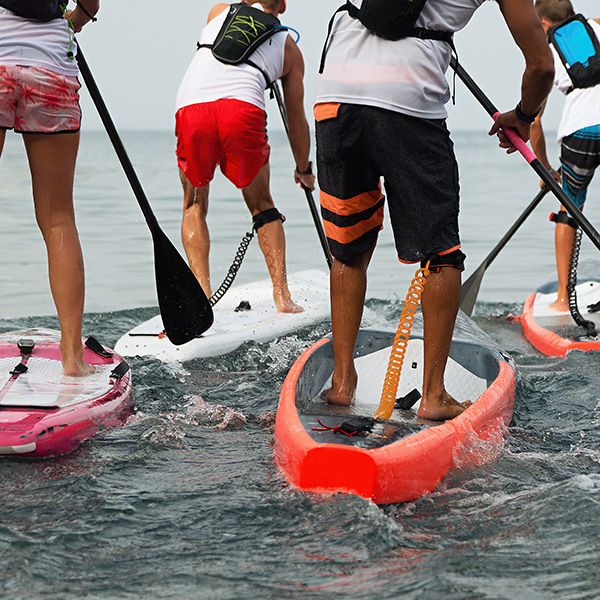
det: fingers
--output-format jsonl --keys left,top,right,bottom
{"left": 489, "top": 110, "right": 532, "bottom": 154}
{"left": 294, "top": 171, "right": 316, "bottom": 191}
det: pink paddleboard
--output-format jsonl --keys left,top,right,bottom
{"left": 0, "top": 329, "right": 133, "bottom": 457}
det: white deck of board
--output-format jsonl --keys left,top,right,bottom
{"left": 115, "top": 270, "right": 330, "bottom": 361}
{"left": 318, "top": 338, "right": 488, "bottom": 417}
{"left": 532, "top": 280, "right": 600, "bottom": 318}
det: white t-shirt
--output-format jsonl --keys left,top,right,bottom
{"left": 0, "top": 7, "right": 78, "bottom": 77}
{"left": 315, "top": 0, "right": 486, "bottom": 119}
{"left": 552, "top": 18, "right": 600, "bottom": 143}
{"left": 175, "top": 5, "right": 287, "bottom": 113}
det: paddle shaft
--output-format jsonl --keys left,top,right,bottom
{"left": 450, "top": 56, "right": 600, "bottom": 253}
{"left": 271, "top": 82, "right": 333, "bottom": 269}
{"left": 76, "top": 45, "right": 160, "bottom": 233}
{"left": 459, "top": 187, "right": 550, "bottom": 315}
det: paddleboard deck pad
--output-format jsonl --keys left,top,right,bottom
{"left": 0, "top": 329, "right": 133, "bottom": 457}
{"left": 115, "top": 270, "right": 330, "bottom": 362}
{"left": 274, "top": 312, "right": 516, "bottom": 505}
{"left": 521, "top": 262, "right": 600, "bottom": 357}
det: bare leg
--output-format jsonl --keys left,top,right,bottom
{"left": 23, "top": 132, "right": 93, "bottom": 377}
{"left": 0, "top": 129, "right": 5, "bottom": 156}
{"left": 180, "top": 170, "right": 212, "bottom": 297}
{"left": 549, "top": 216, "right": 577, "bottom": 312}
{"left": 321, "top": 249, "right": 373, "bottom": 406}
{"left": 417, "top": 266, "right": 470, "bottom": 421}
{"left": 242, "top": 163, "right": 302, "bottom": 313}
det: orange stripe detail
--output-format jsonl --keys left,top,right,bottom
{"left": 324, "top": 206, "right": 384, "bottom": 244}
{"left": 437, "top": 244, "right": 461, "bottom": 256}
{"left": 314, "top": 103, "right": 341, "bottom": 122}
{"left": 397, "top": 245, "right": 462, "bottom": 265}
{"left": 320, "top": 188, "right": 383, "bottom": 217}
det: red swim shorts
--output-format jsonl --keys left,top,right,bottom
{"left": 0, "top": 65, "right": 81, "bottom": 134}
{"left": 175, "top": 99, "right": 270, "bottom": 189}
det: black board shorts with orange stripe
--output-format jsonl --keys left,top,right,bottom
{"left": 315, "top": 102, "right": 465, "bottom": 270}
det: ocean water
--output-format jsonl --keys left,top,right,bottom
{"left": 1, "top": 129, "right": 600, "bottom": 599}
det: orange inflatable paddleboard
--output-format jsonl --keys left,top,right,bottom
{"left": 274, "top": 314, "right": 516, "bottom": 505}
{"left": 521, "top": 266, "right": 600, "bottom": 357}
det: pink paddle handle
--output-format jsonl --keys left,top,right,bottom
{"left": 492, "top": 111, "right": 537, "bottom": 164}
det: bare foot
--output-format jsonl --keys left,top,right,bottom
{"left": 548, "top": 298, "right": 569, "bottom": 312}
{"left": 62, "top": 359, "right": 95, "bottom": 377}
{"left": 320, "top": 371, "right": 357, "bottom": 406}
{"left": 321, "top": 387, "right": 354, "bottom": 406}
{"left": 417, "top": 391, "right": 471, "bottom": 421}
{"left": 274, "top": 290, "right": 304, "bottom": 313}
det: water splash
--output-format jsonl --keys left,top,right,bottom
{"left": 183, "top": 395, "right": 247, "bottom": 430}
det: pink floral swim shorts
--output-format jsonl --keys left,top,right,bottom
{"left": 0, "top": 64, "right": 81, "bottom": 134}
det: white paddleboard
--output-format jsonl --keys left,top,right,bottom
{"left": 115, "top": 270, "right": 331, "bottom": 361}
{"left": 521, "top": 262, "right": 600, "bottom": 356}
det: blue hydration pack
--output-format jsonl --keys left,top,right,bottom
{"left": 0, "top": 0, "right": 64, "bottom": 21}
{"left": 548, "top": 14, "right": 600, "bottom": 94}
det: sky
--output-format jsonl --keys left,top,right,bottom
{"left": 75, "top": 0, "right": 600, "bottom": 134}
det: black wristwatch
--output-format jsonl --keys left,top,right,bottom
{"left": 515, "top": 101, "right": 541, "bottom": 124}
{"left": 295, "top": 161, "right": 313, "bottom": 176}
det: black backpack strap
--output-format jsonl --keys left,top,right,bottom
{"left": 410, "top": 27, "right": 454, "bottom": 50}
{"left": 246, "top": 58, "right": 272, "bottom": 89}
{"left": 196, "top": 43, "right": 272, "bottom": 89}
{"left": 319, "top": 3, "right": 352, "bottom": 74}
{"left": 410, "top": 27, "right": 458, "bottom": 103}
{"left": 319, "top": 5, "right": 456, "bottom": 75}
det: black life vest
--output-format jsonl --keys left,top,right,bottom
{"left": 0, "top": 0, "right": 64, "bottom": 21}
{"left": 197, "top": 3, "right": 286, "bottom": 89}
{"left": 548, "top": 14, "right": 600, "bottom": 94}
{"left": 319, "top": 0, "right": 454, "bottom": 73}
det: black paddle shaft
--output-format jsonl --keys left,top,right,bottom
{"left": 76, "top": 44, "right": 213, "bottom": 344}
{"left": 76, "top": 47, "right": 158, "bottom": 232}
{"left": 271, "top": 82, "right": 333, "bottom": 269}
{"left": 450, "top": 56, "right": 600, "bottom": 253}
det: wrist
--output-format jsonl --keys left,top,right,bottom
{"left": 515, "top": 101, "right": 540, "bottom": 124}
{"left": 75, "top": 1, "right": 97, "bottom": 22}
{"left": 295, "top": 161, "right": 313, "bottom": 176}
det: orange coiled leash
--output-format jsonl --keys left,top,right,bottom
{"left": 374, "top": 261, "right": 430, "bottom": 420}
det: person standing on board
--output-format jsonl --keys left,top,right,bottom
{"left": 315, "top": 0, "right": 554, "bottom": 420}
{"left": 530, "top": 0, "right": 600, "bottom": 312}
{"left": 0, "top": 0, "right": 99, "bottom": 376}
{"left": 175, "top": 0, "right": 315, "bottom": 313}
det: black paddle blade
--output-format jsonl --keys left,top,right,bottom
{"left": 153, "top": 228, "right": 213, "bottom": 345}
{"left": 459, "top": 269, "right": 484, "bottom": 317}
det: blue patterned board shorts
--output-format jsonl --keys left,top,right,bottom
{"left": 560, "top": 123, "right": 600, "bottom": 209}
